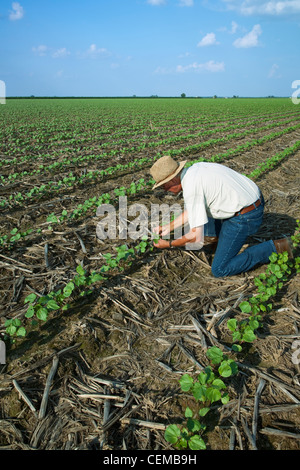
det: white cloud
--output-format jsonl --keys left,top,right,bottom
{"left": 86, "top": 44, "right": 111, "bottom": 58}
{"left": 218, "top": 20, "right": 240, "bottom": 34}
{"left": 9, "top": 2, "right": 24, "bottom": 20}
{"left": 176, "top": 60, "right": 225, "bottom": 73}
{"left": 233, "top": 24, "right": 262, "bottom": 48}
{"left": 54, "top": 70, "right": 64, "bottom": 79}
{"left": 52, "top": 48, "right": 70, "bottom": 59}
{"left": 178, "top": 51, "right": 192, "bottom": 58}
{"left": 230, "top": 21, "right": 238, "bottom": 33}
{"left": 222, "top": 0, "right": 300, "bottom": 16}
{"left": 32, "top": 45, "right": 49, "bottom": 56}
{"left": 154, "top": 60, "right": 225, "bottom": 75}
{"left": 154, "top": 66, "right": 173, "bottom": 74}
{"left": 33, "top": 45, "right": 71, "bottom": 58}
{"left": 178, "top": 0, "right": 194, "bottom": 6}
{"left": 148, "top": 0, "right": 194, "bottom": 5}
{"left": 197, "top": 32, "right": 220, "bottom": 47}
{"left": 147, "top": 0, "right": 166, "bottom": 5}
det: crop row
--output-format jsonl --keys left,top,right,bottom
{"left": 1, "top": 126, "right": 299, "bottom": 252}
{"left": 0, "top": 107, "right": 298, "bottom": 172}
{"left": 2, "top": 134, "right": 300, "bottom": 329}
{"left": 1, "top": 101, "right": 298, "bottom": 167}
{"left": 1, "top": 113, "right": 299, "bottom": 182}
{"left": 164, "top": 222, "right": 300, "bottom": 450}
{"left": 4, "top": 155, "right": 300, "bottom": 451}
{"left": 1, "top": 120, "right": 300, "bottom": 212}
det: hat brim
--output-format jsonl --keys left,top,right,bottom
{"left": 152, "top": 160, "right": 187, "bottom": 190}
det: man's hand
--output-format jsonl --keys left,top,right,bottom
{"left": 153, "top": 238, "right": 171, "bottom": 249}
{"left": 153, "top": 226, "right": 204, "bottom": 250}
{"left": 153, "top": 225, "right": 170, "bottom": 237}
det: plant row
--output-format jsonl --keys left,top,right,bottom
{"left": 2, "top": 113, "right": 298, "bottom": 181}
{"left": 3, "top": 141, "right": 300, "bottom": 339}
{"left": 4, "top": 218, "right": 300, "bottom": 449}
{"left": 1, "top": 130, "right": 300, "bottom": 252}
{"left": 1, "top": 103, "right": 296, "bottom": 165}
{"left": 164, "top": 220, "right": 300, "bottom": 450}
{"left": 1, "top": 120, "right": 300, "bottom": 212}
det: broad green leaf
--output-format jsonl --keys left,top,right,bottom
{"left": 63, "top": 282, "right": 75, "bottom": 297}
{"left": 212, "top": 378, "right": 226, "bottom": 390}
{"left": 65, "top": 281, "right": 75, "bottom": 291}
{"left": 227, "top": 318, "right": 237, "bottom": 332}
{"left": 221, "top": 392, "right": 230, "bottom": 405}
{"left": 76, "top": 265, "right": 85, "bottom": 275}
{"left": 6, "top": 325, "right": 16, "bottom": 336}
{"left": 199, "top": 407, "right": 210, "bottom": 417}
{"left": 187, "top": 418, "right": 202, "bottom": 432}
{"left": 179, "top": 374, "right": 193, "bottom": 392}
{"left": 178, "top": 437, "right": 188, "bottom": 449}
{"left": 74, "top": 274, "right": 87, "bottom": 285}
{"left": 192, "top": 382, "right": 207, "bottom": 402}
{"left": 218, "top": 359, "right": 238, "bottom": 377}
{"left": 218, "top": 362, "right": 232, "bottom": 378}
{"left": 269, "top": 252, "right": 278, "bottom": 262}
{"left": 206, "top": 346, "right": 224, "bottom": 365}
{"left": 36, "top": 307, "right": 48, "bottom": 321}
{"left": 242, "top": 328, "right": 256, "bottom": 343}
{"left": 164, "top": 425, "right": 181, "bottom": 444}
{"left": 16, "top": 327, "right": 26, "bottom": 337}
{"left": 188, "top": 435, "right": 206, "bottom": 450}
{"left": 25, "top": 305, "right": 35, "bottom": 318}
{"left": 185, "top": 406, "right": 193, "bottom": 418}
{"left": 206, "top": 387, "right": 221, "bottom": 403}
{"left": 232, "top": 344, "right": 242, "bottom": 352}
{"left": 249, "top": 317, "right": 260, "bottom": 330}
{"left": 239, "top": 301, "right": 252, "bottom": 313}
{"left": 198, "top": 367, "right": 214, "bottom": 385}
{"left": 24, "top": 293, "right": 37, "bottom": 304}
{"left": 46, "top": 300, "right": 60, "bottom": 310}
{"left": 232, "top": 331, "right": 242, "bottom": 342}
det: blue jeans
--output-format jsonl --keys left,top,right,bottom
{"left": 204, "top": 194, "right": 276, "bottom": 277}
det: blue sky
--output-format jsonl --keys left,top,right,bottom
{"left": 1, "top": 0, "right": 300, "bottom": 97}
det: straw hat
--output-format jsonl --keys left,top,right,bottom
{"left": 150, "top": 155, "right": 187, "bottom": 189}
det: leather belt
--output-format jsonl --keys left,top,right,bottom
{"left": 234, "top": 198, "right": 261, "bottom": 216}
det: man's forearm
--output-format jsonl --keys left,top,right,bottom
{"left": 170, "top": 210, "right": 189, "bottom": 232}
{"left": 171, "top": 226, "right": 200, "bottom": 248}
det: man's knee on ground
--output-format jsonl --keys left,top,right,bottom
{"left": 211, "top": 264, "right": 227, "bottom": 278}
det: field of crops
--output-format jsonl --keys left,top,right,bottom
{"left": 0, "top": 97, "right": 300, "bottom": 451}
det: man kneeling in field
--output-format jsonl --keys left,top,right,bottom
{"left": 150, "top": 155, "right": 293, "bottom": 278}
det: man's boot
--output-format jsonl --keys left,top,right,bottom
{"left": 273, "top": 237, "right": 293, "bottom": 259}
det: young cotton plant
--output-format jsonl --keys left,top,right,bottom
{"left": 227, "top": 220, "right": 300, "bottom": 350}
{"left": 4, "top": 266, "right": 104, "bottom": 339}
{"left": 5, "top": 233, "right": 160, "bottom": 340}
{"left": 164, "top": 346, "right": 238, "bottom": 450}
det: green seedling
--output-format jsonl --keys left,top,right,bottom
{"left": 165, "top": 346, "right": 237, "bottom": 450}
